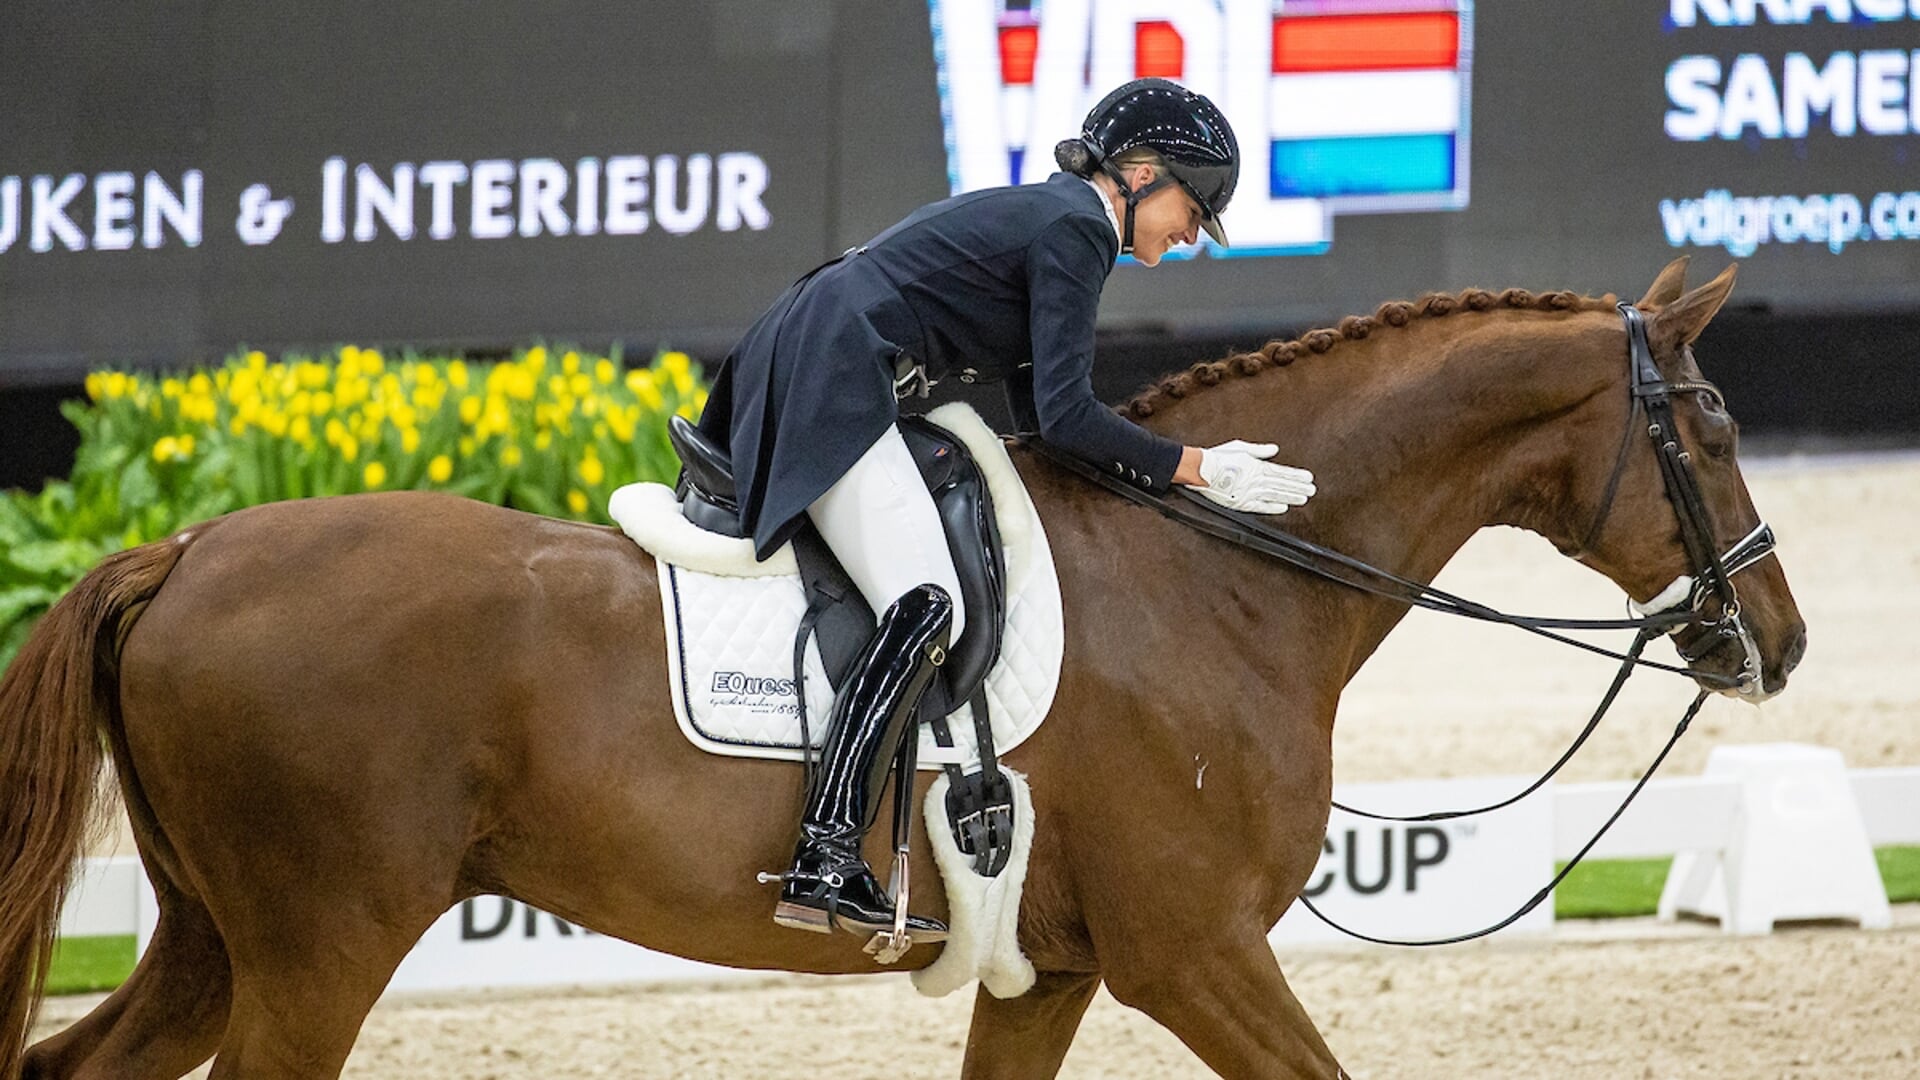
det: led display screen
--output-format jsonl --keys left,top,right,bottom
{"left": 3, "top": 1, "right": 1916, "bottom": 381}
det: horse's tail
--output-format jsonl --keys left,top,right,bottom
{"left": 0, "top": 534, "right": 191, "bottom": 1077}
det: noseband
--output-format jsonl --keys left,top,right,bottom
{"left": 1580, "top": 302, "right": 1778, "bottom": 694}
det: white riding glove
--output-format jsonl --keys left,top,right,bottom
{"left": 1188, "top": 440, "right": 1316, "bottom": 515}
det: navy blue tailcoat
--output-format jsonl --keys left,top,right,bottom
{"left": 698, "top": 171, "right": 1185, "bottom": 560}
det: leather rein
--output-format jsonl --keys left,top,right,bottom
{"left": 1020, "top": 301, "right": 1780, "bottom": 946}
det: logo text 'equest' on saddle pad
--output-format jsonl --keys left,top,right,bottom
{"left": 608, "top": 403, "right": 1064, "bottom": 768}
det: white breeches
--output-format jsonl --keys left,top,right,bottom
{"left": 805, "top": 423, "right": 967, "bottom": 644}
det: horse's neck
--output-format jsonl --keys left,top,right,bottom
{"left": 1135, "top": 311, "right": 1611, "bottom": 687}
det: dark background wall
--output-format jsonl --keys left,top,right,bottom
{"left": 4, "top": 0, "right": 1918, "bottom": 489}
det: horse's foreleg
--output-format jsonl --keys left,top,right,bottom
{"left": 958, "top": 970, "right": 1102, "bottom": 1080}
{"left": 23, "top": 879, "right": 230, "bottom": 1080}
{"left": 1104, "top": 936, "right": 1345, "bottom": 1080}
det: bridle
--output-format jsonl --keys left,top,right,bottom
{"left": 1020, "top": 300, "right": 1785, "bottom": 946}
{"left": 1579, "top": 302, "right": 1777, "bottom": 697}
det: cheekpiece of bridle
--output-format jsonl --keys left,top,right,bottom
{"left": 1583, "top": 301, "right": 1777, "bottom": 697}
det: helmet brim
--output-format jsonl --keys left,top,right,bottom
{"left": 1201, "top": 214, "right": 1229, "bottom": 248}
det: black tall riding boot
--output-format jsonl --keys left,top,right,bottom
{"left": 773, "top": 583, "right": 953, "bottom": 941}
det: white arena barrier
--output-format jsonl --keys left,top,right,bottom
{"left": 56, "top": 753, "right": 1920, "bottom": 994}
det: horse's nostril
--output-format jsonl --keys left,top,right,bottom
{"left": 1781, "top": 624, "right": 1808, "bottom": 675}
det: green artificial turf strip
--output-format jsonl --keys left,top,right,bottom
{"left": 44, "top": 934, "right": 137, "bottom": 995}
{"left": 1555, "top": 847, "right": 1920, "bottom": 919}
{"left": 1555, "top": 857, "right": 1672, "bottom": 919}
{"left": 1876, "top": 846, "right": 1920, "bottom": 903}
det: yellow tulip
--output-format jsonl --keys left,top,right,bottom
{"left": 458, "top": 436, "right": 476, "bottom": 456}
{"left": 579, "top": 454, "right": 605, "bottom": 486}
{"left": 635, "top": 378, "right": 663, "bottom": 411}
{"left": 290, "top": 415, "right": 313, "bottom": 445}
{"left": 460, "top": 396, "right": 482, "bottom": 425}
{"left": 662, "top": 351, "right": 695, "bottom": 395}
{"left": 85, "top": 372, "right": 106, "bottom": 401}
{"left": 500, "top": 444, "right": 523, "bottom": 468}
{"left": 364, "top": 461, "right": 388, "bottom": 488}
{"left": 562, "top": 350, "right": 580, "bottom": 375}
{"left": 595, "top": 358, "right": 616, "bottom": 385}
{"left": 448, "top": 360, "right": 469, "bottom": 390}
{"left": 428, "top": 455, "right": 453, "bottom": 483}
{"left": 247, "top": 350, "right": 268, "bottom": 372}
{"left": 151, "top": 436, "right": 178, "bottom": 462}
{"left": 481, "top": 399, "right": 511, "bottom": 436}
{"left": 340, "top": 435, "right": 360, "bottom": 462}
{"left": 568, "top": 489, "right": 589, "bottom": 515}
{"left": 535, "top": 430, "right": 553, "bottom": 450}
{"left": 401, "top": 427, "right": 421, "bottom": 453}
{"left": 508, "top": 368, "right": 536, "bottom": 401}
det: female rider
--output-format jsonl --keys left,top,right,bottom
{"left": 694, "top": 78, "right": 1316, "bottom": 945}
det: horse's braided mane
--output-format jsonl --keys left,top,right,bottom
{"left": 1119, "top": 286, "right": 1618, "bottom": 418}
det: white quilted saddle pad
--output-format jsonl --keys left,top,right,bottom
{"left": 607, "top": 402, "right": 1064, "bottom": 769}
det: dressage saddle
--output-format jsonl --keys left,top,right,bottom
{"left": 666, "top": 414, "right": 1007, "bottom": 721}
{"left": 669, "top": 414, "right": 1024, "bottom": 877}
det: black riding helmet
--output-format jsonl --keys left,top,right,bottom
{"left": 1055, "top": 77, "right": 1240, "bottom": 254}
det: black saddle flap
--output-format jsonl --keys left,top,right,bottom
{"left": 899, "top": 416, "right": 1007, "bottom": 716}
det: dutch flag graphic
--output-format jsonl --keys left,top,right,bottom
{"left": 1267, "top": 2, "right": 1468, "bottom": 202}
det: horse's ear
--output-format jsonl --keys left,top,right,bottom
{"left": 1649, "top": 263, "right": 1737, "bottom": 349}
{"left": 1637, "top": 256, "right": 1691, "bottom": 309}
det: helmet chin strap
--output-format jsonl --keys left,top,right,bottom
{"left": 1099, "top": 160, "right": 1174, "bottom": 255}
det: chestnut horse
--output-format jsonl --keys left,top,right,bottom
{"left": 3, "top": 259, "right": 1804, "bottom": 1079}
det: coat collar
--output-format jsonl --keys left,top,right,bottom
{"left": 1047, "top": 172, "right": 1121, "bottom": 251}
